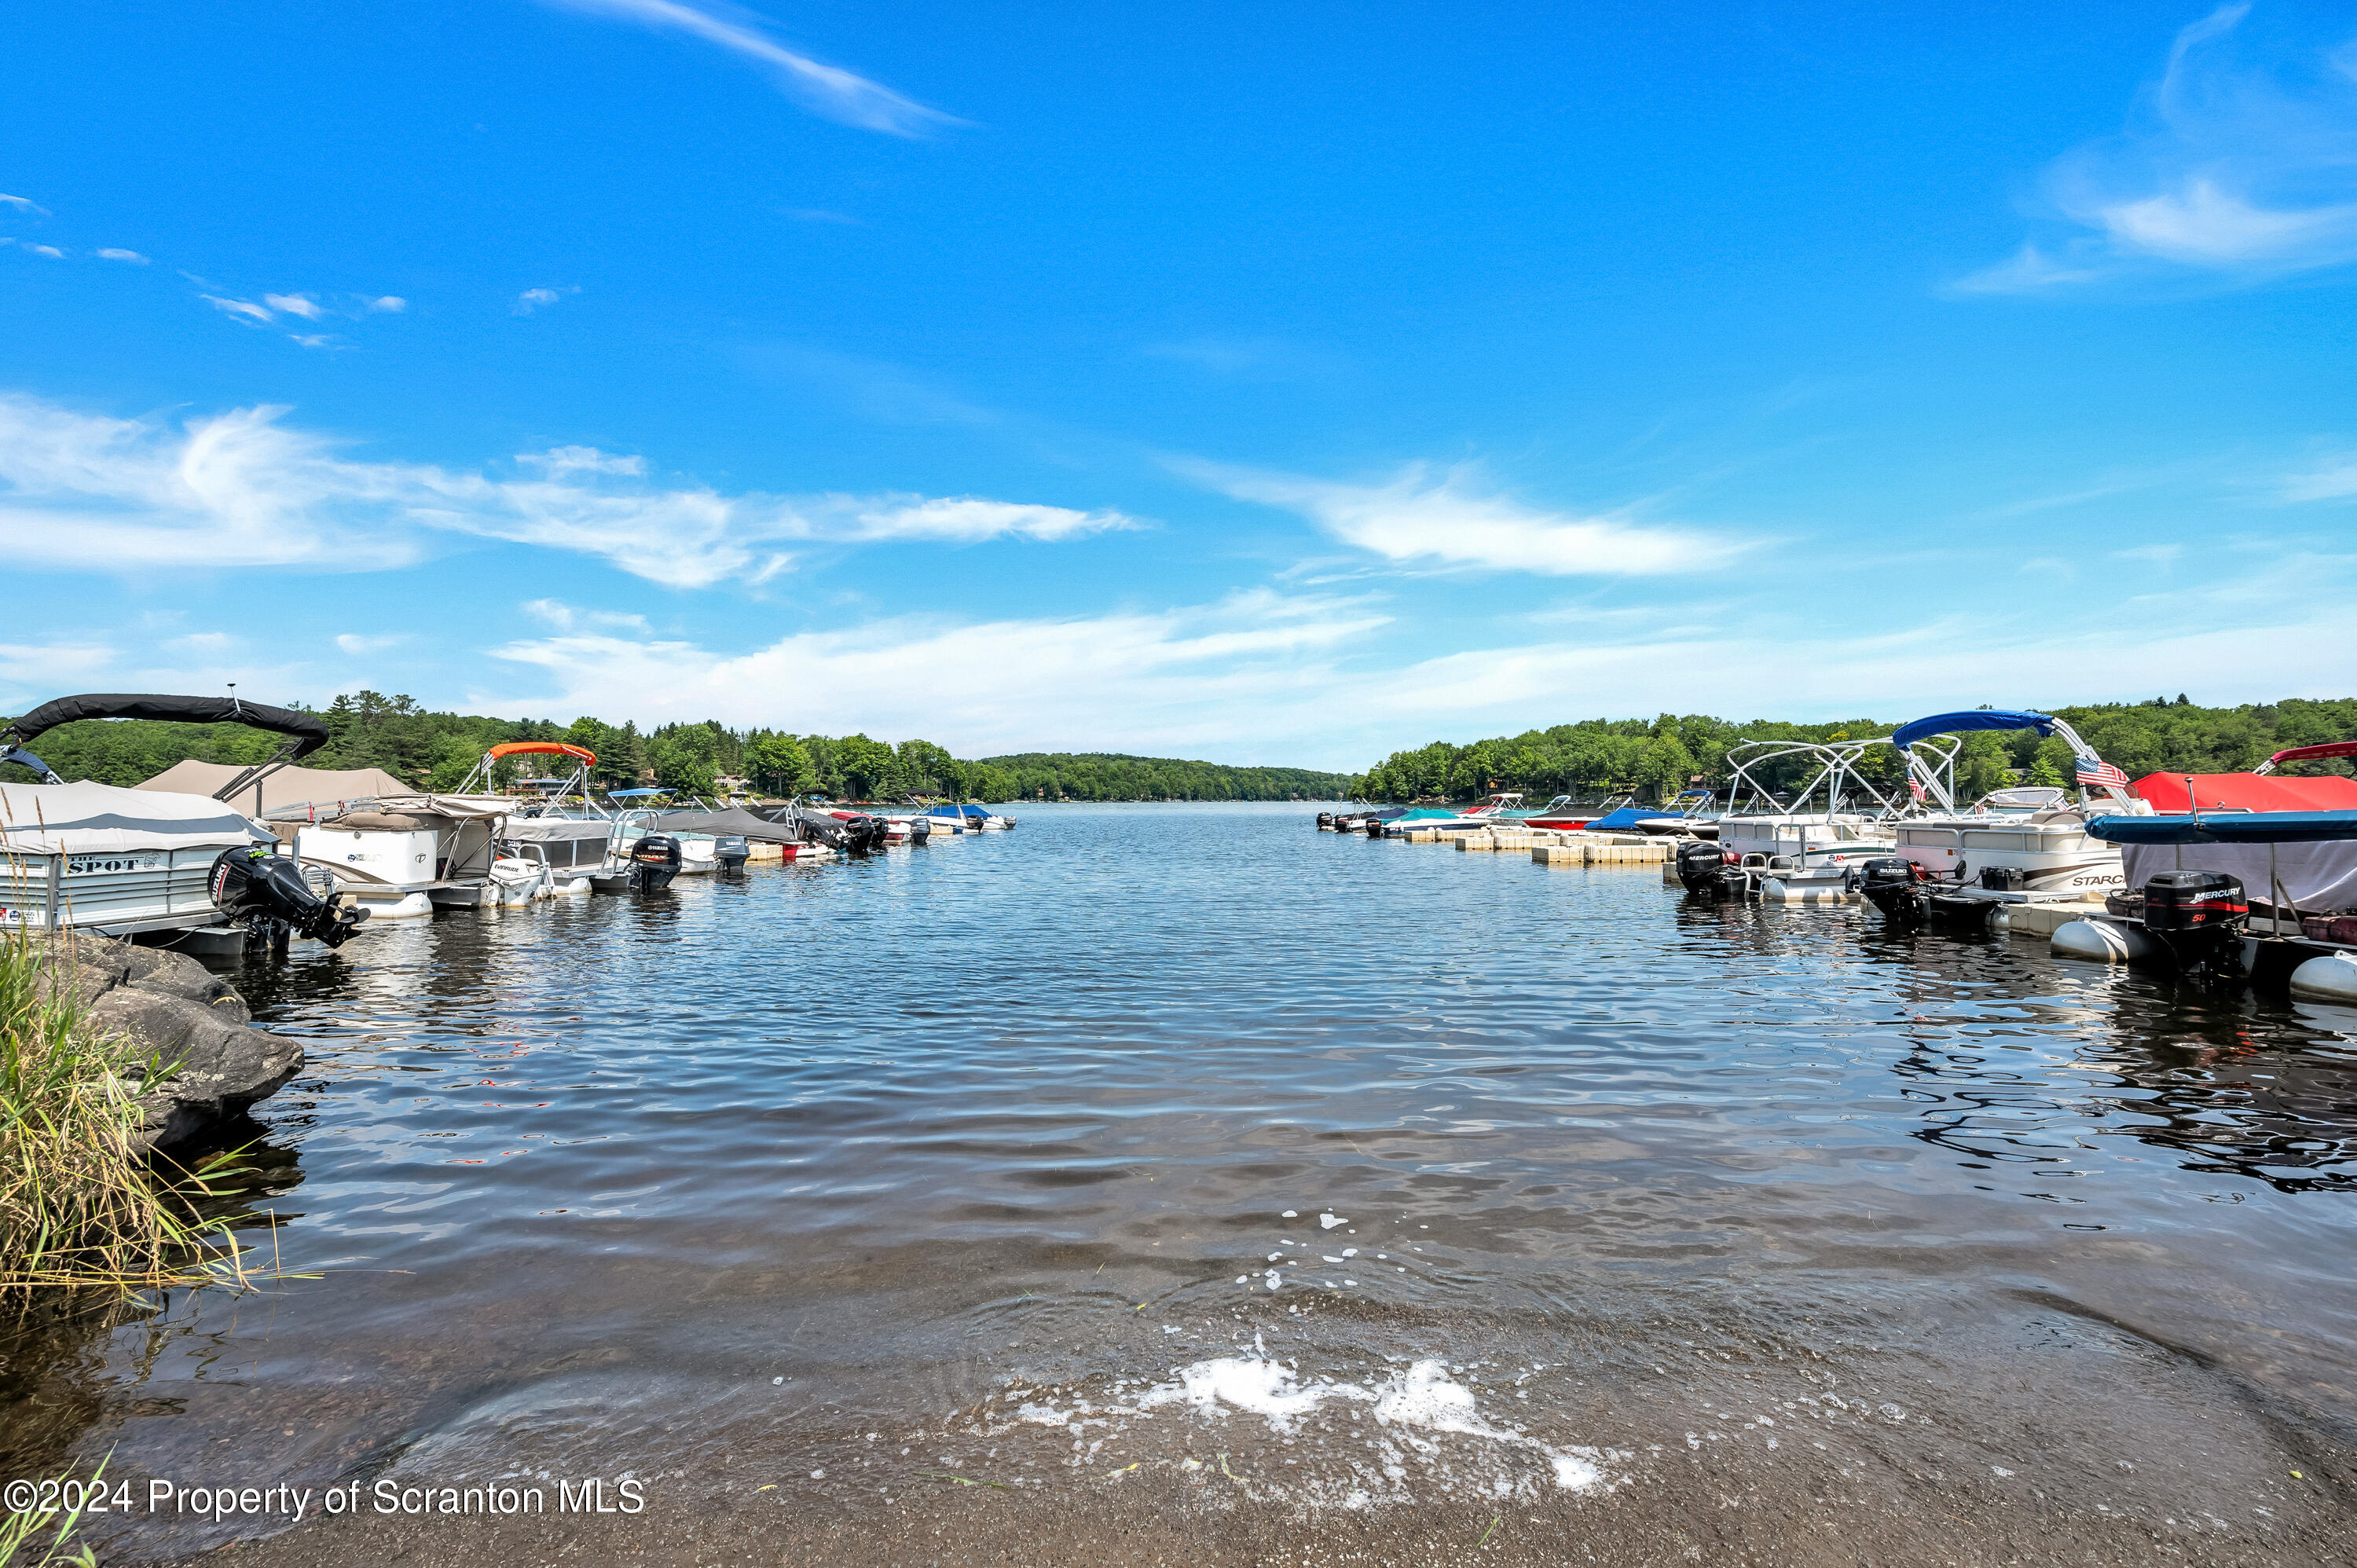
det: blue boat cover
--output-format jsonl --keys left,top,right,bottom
{"left": 1891, "top": 709, "right": 2056, "bottom": 751}
{"left": 927, "top": 803, "right": 991, "bottom": 820}
{"left": 1588, "top": 806, "right": 1676, "bottom": 830}
{"left": 2086, "top": 810, "right": 2357, "bottom": 845}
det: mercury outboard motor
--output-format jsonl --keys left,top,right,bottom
{"left": 2142, "top": 870, "right": 2247, "bottom": 973}
{"left": 713, "top": 834, "right": 750, "bottom": 874}
{"left": 1677, "top": 839, "right": 1739, "bottom": 896}
{"left": 629, "top": 833, "right": 684, "bottom": 892}
{"left": 209, "top": 844, "right": 368, "bottom": 952}
{"left": 1860, "top": 856, "right": 1931, "bottom": 925}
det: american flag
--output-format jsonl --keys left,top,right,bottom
{"left": 2074, "top": 756, "right": 2129, "bottom": 789}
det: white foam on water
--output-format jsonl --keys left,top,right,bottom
{"left": 1320, "top": 1213, "right": 1347, "bottom": 1229}
{"left": 1136, "top": 1356, "right": 1334, "bottom": 1433}
{"left": 1281, "top": 1210, "right": 1298, "bottom": 1218}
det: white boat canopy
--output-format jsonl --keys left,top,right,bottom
{"left": 0, "top": 779, "right": 270, "bottom": 855}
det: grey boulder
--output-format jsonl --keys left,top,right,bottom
{"left": 32, "top": 935, "right": 300, "bottom": 1149}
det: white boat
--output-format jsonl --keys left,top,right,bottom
{"left": 1382, "top": 793, "right": 1524, "bottom": 836}
{"left": 1709, "top": 738, "right": 1917, "bottom": 903}
{"left": 1863, "top": 711, "right": 2150, "bottom": 926}
{"left": 926, "top": 803, "right": 1017, "bottom": 833}
{"left": 0, "top": 779, "right": 274, "bottom": 937}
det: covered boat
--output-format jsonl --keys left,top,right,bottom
{"left": 2129, "top": 741, "right": 2357, "bottom": 814}
{"left": 0, "top": 779, "right": 271, "bottom": 936}
{"left": 925, "top": 802, "right": 1016, "bottom": 833}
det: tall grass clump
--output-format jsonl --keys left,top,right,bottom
{"left": 0, "top": 930, "right": 253, "bottom": 1298}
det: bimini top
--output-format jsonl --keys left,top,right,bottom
{"left": 489, "top": 741, "right": 596, "bottom": 765}
{"left": 5, "top": 693, "right": 331, "bottom": 757}
{"left": 2256, "top": 740, "right": 2357, "bottom": 776}
{"left": 1890, "top": 710, "right": 2056, "bottom": 751}
{"left": 608, "top": 787, "right": 672, "bottom": 798}
{"left": 2087, "top": 809, "right": 2357, "bottom": 845}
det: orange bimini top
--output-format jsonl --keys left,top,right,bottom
{"left": 488, "top": 742, "right": 597, "bottom": 767}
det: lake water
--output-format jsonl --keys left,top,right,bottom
{"left": 9, "top": 801, "right": 2357, "bottom": 1560}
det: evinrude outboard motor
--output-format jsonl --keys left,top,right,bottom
{"left": 2142, "top": 870, "right": 2247, "bottom": 973}
{"left": 713, "top": 834, "right": 750, "bottom": 874}
{"left": 209, "top": 844, "right": 368, "bottom": 952}
{"left": 1677, "top": 839, "right": 1739, "bottom": 896}
{"left": 1860, "top": 856, "right": 1931, "bottom": 925}
{"left": 629, "top": 833, "right": 684, "bottom": 892}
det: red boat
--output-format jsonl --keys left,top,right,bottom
{"left": 2132, "top": 741, "right": 2357, "bottom": 813}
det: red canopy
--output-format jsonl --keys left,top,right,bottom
{"left": 2132, "top": 771, "right": 2357, "bottom": 812}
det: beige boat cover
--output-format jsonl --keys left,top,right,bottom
{"left": 139, "top": 759, "right": 414, "bottom": 814}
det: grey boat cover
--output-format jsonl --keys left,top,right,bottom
{"left": 654, "top": 808, "right": 805, "bottom": 844}
{"left": 0, "top": 780, "right": 270, "bottom": 854}
{"left": 141, "top": 759, "right": 412, "bottom": 812}
{"left": 503, "top": 818, "right": 620, "bottom": 870}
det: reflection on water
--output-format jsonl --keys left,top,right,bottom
{"left": 6, "top": 804, "right": 2357, "bottom": 1558}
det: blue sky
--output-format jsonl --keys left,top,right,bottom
{"left": 5, "top": 2, "right": 2357, "bottom": 769}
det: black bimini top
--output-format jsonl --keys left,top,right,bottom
{"left": 7, "top": 693, "right": 332, "bottom": 757}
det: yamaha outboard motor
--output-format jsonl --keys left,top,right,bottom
{"left": 209, "top": 844, "right": 368, "bottom": 952}
{"left": 629, "top": 833, "right": 684, "bottom": 892}
{"left": 713, "top": 834, "right": 750, "bottom": 874}
{"left": 1677, "top": 839, "right": 1739, "bottom": 896}
{"left": 2142, "top": 870, "right": 2247, "bottom": 973}
{"left": 1860, "top": 856, "right": 1931, "bottom": 925}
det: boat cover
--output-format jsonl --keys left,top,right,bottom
{"left": 654, "top": 808, "right": 805, "bottom": 844}
{"left": 927, "top": 804, "right": 992, "bottom": 822}
{"left": 2130, "top": 772, "right": 2357, "bottom": 813}
{"left": 7, "top": 693, "right": 331, "bottom": 755}
{"left": 1589, "top": 806, "right": 1677, "bottom": 831}
{"left": 1891, "top": 710, "right": 2055, "bottom": 750}
{"left": 0, "top": 779, "right": 270, "bottom": 854}
{"left": 2090, "top": 810, "right": 2357, "bottom": 912}
{"left": 141, "top": 759, "right": 412, "bottom": 812}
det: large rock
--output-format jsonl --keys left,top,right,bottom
{"left": 30, "top": 935, "right": 299, "bottom": 1149}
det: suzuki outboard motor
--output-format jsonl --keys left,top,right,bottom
{"left": 629, "top": 834, "right": 684, "bottom": 892}
{"left": 1860, "top": 856, "right": 1930, "bottom": 925}
{"left": 2142, "top": 870, "right": 2247, "bottom": 973}
{"left": 713, "top": 834, "right": 750, "bottom": 874}
{"left": 1677, "top": 839, "right": 1739, "bottom": 896}
{"left": 209, "top": 844, "right": 368, "bottom": 951}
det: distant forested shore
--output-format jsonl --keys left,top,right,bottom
{"left": 1349, "top": 696, "right": 2357, "bottom": 804}
{"left": 0, "top": 691, "right": 1353, "bottom": 802}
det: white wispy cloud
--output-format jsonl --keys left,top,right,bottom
{"left": 0, "top": 394, "right": 1142, "bottom": 588}
{"left": 366, "top": 295, "right": 406, "bottom": 313}
{"left": 95, "top": 248, "right": 148, "bottom": 264}
{"left": 5, "top": 240, "right": 67, "bottom": 260}
{"left": 481, "top": 589, "right": 1389, "bottom": 753}
{"left": 333, "top": 633, "right": 405, "bottom": 655}
{"left": 1959, "top": 5, "right": 2357, "bottom": 292}
{"left": 519, "top": 599, "right": 651, "bottom": 632}
{"left": 2286, "top": 454, "right": 2357, "bottom": 500}
{"left": 515, "top": 287, "right": 568, "bottom": 313}
{"left": 200, "top": 294, "right": 275, "bottom": 324}
{"left": 544, "top": 0, "right": 959, "bottom": 137}
{"left": 0, "top": 195, "right": 47, "bottom": 215}
{"left": 1180, "top": 458, "right": 1743, "bottom": 577}
{"left": 263, "top": 292, "right": 326, "bottom": 321}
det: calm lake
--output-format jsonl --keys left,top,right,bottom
{"left": 9, "top": 801, "right": 2357, "bottom": 1560}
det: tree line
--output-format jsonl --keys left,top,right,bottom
{"left": 1, "top": 691, "right": 1351, "bottom": 802}
{"left": 1349, "top": 696, "right": 2357, "bottom": 804}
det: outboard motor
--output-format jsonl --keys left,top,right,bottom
{"left": 2142, "top": 870, "right": 2247, "bottom": 973}
{"left": 1979, "top": 865, "right": 2028, "bottom": 892}
{"left": 629, "top": 833, "right": 684, "bottom": 892}
{"left": 1677, "top": 839, "right": 1739, "bottom": 896}
{"left": 209, "top": 844, "right": 368, "bottom": 952}
{"left": 713, "top": 834, "right": 750, "bottom": 874}
{"left": 1860, "top": 856, "right": 1931, "bottom": 925}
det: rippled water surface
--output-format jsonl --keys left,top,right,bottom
{"left": 12, "top": 802, "right": 2357, "bottom": 1557}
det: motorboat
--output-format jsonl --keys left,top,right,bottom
{"left": 1679, "top": 737, "right": 1917, "bottom": 903}
{"left": 878, "top": 813, "right": 933, "bottom": 844}
{"left": 1380, "top": 793, "right": 1524, "bottom": 837}
{"left": 1858, "top": 710, "right": 2146, "bottom": 929}
{"left": 2056, "top": 807, "right": 2357, "bottom": 1002}
{"left": 0, "top": 777, "right": 277, "bottom": 941}
{"left": 1522, "top": 793, "right": 1637, "bottom": 832}
{"left": 1629, "top": 787, "right": 1720, "bottom": 838}
{"left": 926, "top": 802, "right": 1015, "bottom": 833}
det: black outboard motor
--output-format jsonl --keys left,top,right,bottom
{"left": 1677, "top": 839, "right": 1739, "bottom": 896}
{"left": 209, "top": 844, "right": 368, "bottom": 952}
{"left": 629, "top": 833, "right": 684, "bottom": 892}
{"left": 1860, "top": 856, "right": 1931, "bottom": 925}
{"left": 2143, "top": 870, "right": 2247, "bottom": 973}
{"left": 714, "top": 834, "right": 750, "bottom": 874}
